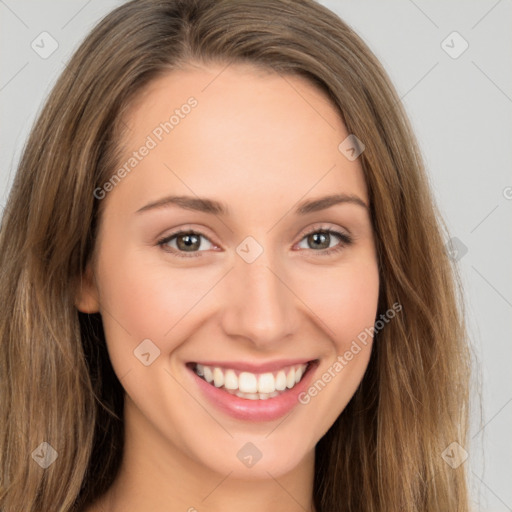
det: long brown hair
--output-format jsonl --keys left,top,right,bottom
{"left": 0, "top": 0, "right": 471, "bottom": 510}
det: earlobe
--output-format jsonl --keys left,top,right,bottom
{"left": 75, "top": 264, "right": 100, "bottom": 313}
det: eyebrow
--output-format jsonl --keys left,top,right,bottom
{"left": 135, "top": 193, "right": 368, "bottom": 216}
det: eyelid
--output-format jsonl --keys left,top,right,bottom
{"left": 157, "top": 222, "right": 353, "bottom": 257}
{"left": 293, "top": 223, "right": 353, "bottom": 257}
{"left": 157, "top": 227, "right": 219, "bottom": 257}
{"left": 157, "top": 224, "right": 219, "bottom": 245}
{"left": 294, "top": 222, "right": 351, "bottom": 243}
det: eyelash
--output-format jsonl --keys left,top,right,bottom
{"left": 156, "top": 225, "right": 353, "bottom": 259}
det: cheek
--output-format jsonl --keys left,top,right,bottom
{"left": 96, "top": 231, "right": 379, "bottom": 376}
{"left": 293, "top": 259, "right": 379, "bottom": 429}
{"left": 94, "top": 243, "right": 218, "bottom": 363}
{"left": 299, "top": 258, "right": 380, "bottom": 350}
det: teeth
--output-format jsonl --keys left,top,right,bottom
{"left": 275, "top": 370, "right": 287, "bottom": 391}
{"left": 236, "top": 392, "right": 259, "bottom": 400}
{"left": 224, "top": 389, "right": 281, "bottom": 399}
{"left": 257, "top": 372, "right": 275, "bottom": 394}
{"left": 193, "top": 362, "right": 309, "bottom": 398}
{"left": 286, "top": 368, "right": 296, "bottom": 389}
{"left": 224, "top": 369, "right": 238, "bottom": 390}
{"left": 213, "top": 367, "right": 224, "bottom": 388}
{"left": 203, "top": 365, "right": 213, "bottom": 383}
{"left": 239, "top": 372, "right": 258, "bottom": 393}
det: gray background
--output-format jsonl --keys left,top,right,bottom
{"left": 1, "top": 1, "right": 511, "bottom": 510}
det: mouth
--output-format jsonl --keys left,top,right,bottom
{"left": 186, "top": 358, "right": 319, "bottom": 421}
{"left": 187, "top": 360, "right": 314, "bottom": 400}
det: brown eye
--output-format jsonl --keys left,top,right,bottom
{"left": 296, "top": 228, "right": 353, "bottom": 256}
{"left": 175, "top": 233, "right": 201, "bottom": 251}
{"left": 158, "top": 230, "right": 215, "bottom": 257}
{"left": 306, "top": 231, "right": 331, "bottom": 250}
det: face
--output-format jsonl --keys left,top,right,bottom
{"left": 77, "top": 63, "right": 379, "bottom": 480}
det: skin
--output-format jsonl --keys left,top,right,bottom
{"left": 77, "top": 62, "right": 379, "bottom": 512}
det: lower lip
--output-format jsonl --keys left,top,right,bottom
{"left": 187, "top": 361, "right": 318, "bottom": 422}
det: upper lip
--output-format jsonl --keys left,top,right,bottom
{"left": 188, "top": 358, "right": 316, "bottom": 373}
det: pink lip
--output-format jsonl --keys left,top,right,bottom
{"left": 187, "top": 359, "right": 318, "bottom": 422}
{"left": 190, "top": 358, "right": 313, "bottom": 373}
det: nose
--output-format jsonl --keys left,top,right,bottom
{"left": 219, "top": 248, "right": 299, "bottom": 349}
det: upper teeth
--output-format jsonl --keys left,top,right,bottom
{"left": 194, "top": 363, "right": 308, "bottom": 394}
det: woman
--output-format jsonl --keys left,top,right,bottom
{"left": 0, "top": 0, "right": 471, "bottom": 510}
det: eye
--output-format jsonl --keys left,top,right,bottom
{"left": 296, "top": 226, "right": 353, "bottom": 256}
{"left": 157, "top": 230, "right": 216, "bottom": 258}
{"left": 157, "top": 225, "right": 353, "bottom": 259}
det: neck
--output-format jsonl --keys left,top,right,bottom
{"left": 94, "top": 397, "right": 317, "bottom": 512}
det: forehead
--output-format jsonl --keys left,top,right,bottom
{"left": 111, "top": 63, "right": 368, "bottom": 215}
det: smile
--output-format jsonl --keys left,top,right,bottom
{"left": 192, "top": 362, "right": 310, "bottom": 400}
{"left": 186, "top": 359, "right": 318, "bottom": 422}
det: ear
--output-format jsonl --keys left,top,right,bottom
{"left": 75, "top": 263, "right": 100, "bottom": 313}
